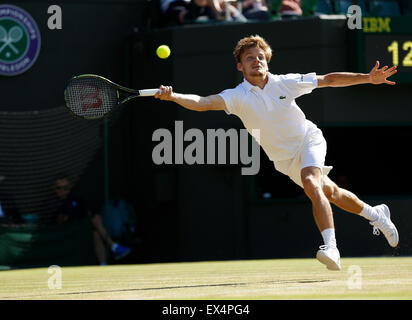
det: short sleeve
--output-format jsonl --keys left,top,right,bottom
{"left": 218, "top": 88, "right": 241, "bottom": 116}
{"left": 279, "top": 72, "right": 318, "bottom": 99}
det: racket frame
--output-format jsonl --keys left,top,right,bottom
{"left": 64, "top": 74, "right": 158, "bottom": 119}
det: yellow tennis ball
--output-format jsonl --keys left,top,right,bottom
{"left": 156, "top": 45, "right": 171, "bottom": 59}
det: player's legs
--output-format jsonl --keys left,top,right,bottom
{"left": 274, "top": 126, "right": 337, "bottom": 247}
{"left": 301, "top": 166, "right": 334, "bottom": 232}
{"left": 301, "top": 166, "right": 341, "bottom": 271}
{"left": 298, "top": 126, "right": 337, "bottom": 245}
{"left": 298, "top": 126, "right": 399, "bottom": 248}
{"left": 322, "top": 176, "right": 364, "bottom": 214}
{"left": 279, "top": 125, "right": 340, "bottom": 270}
{"left": 322, "top": 176, "right": 399, "bottom": 247}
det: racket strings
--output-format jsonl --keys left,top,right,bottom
{"left": 65, "top": 78, "right": 118, "bottom": 119}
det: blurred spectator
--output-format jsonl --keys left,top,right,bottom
{"left": 53, "top": 174, "right": 131, "bottom": 265}
{"left": 99, "top": 197, "right": 139, "bottom": 248}
{"left": 53, "top": 174, "right": 88, "bottom": 224}
{"left": 279, "top": 0, "right": 302, "bottom": 18}
{"left": 0, "top": 176, "right": 23, "bottom": 225}
{"left": 238, "top": 0, "right": 271, "bottom": 20}
{"left": 160, "top": 0, "right": 217, "bottom": 26}
{"left": 212, "top": 0, "right": 248, "bottom": 21}
{"left": 91, "top": 204, "right": 132, "bottom": 266}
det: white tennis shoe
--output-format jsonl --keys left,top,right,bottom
{"left": 370, "top": 204, "right": 399, "bottom": 247}
{"left": 316, "top": 245, "right": 341, "bottom": 271}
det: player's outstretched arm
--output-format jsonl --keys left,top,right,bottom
{"left": 154, "top": 85, "right": 227, "bottom": 112}
{"left": 317, "top": 61, "right": 397, "bottom": 88}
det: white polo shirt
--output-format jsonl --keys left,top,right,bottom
{"left": 219, "top": 72, "right": 318, "bottom": 162}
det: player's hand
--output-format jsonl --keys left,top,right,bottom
{"left": 154, "top": 85, "right": 175, "bottom": 101}
{"left": 369, "top": 61, "right": 397, "bottom": 85}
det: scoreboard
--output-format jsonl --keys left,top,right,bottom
{"left": 357, "top": 16, "right": 412, "bottom": 83}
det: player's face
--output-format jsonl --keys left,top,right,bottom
{"left": 55, "top": 178, "right": 71, "bottom": 200}
{"left": 237, "top": 46, "right": 268, "bottom": 78}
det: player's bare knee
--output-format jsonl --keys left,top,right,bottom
{"left": 302, "top": 175, "right": 322, "bottom": 199}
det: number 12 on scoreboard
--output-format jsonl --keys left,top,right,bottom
{"left": 387, "top": 40, "right": 412, "bottom": 67}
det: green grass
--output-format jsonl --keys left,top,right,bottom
{"left": 0, "top": 257, "right": 411, "bottom": 299}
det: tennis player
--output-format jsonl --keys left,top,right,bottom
{"left": 154, "top": 35, "right": 399, "bottom": 271}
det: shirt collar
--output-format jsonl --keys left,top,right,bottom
{"left": 242, "top": 78, "right": 255, "bottom": 92}
{"left": 242, "top": 73, "right": 275, "bottom": 92}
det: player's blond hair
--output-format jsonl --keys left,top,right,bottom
{"left": 233, "top": 35, "right": 272, "bottom": 63}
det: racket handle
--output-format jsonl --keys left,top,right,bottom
{"left": 139, "top": 89, "right": 159, "bottom": 96}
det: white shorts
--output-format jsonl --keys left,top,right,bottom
{"left": 273, "top": 125, "right": 333, "bottom": 189}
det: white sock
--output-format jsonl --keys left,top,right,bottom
{"left": 359, "top": 203, "right": 379, "bottom": 221}
{"left": 321, "top": 228, "right": 337, "bottom": 248}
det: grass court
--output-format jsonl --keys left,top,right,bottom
{"left": 0, "top": 256, "right": 411, "bottom": 300}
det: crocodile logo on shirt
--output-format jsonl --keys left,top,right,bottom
{"left": 279, "top": 96, "right": 286, "bottom": 99}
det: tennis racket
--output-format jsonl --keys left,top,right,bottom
{"left": 64, "top": 74, "right": 159, "bottom": 119}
